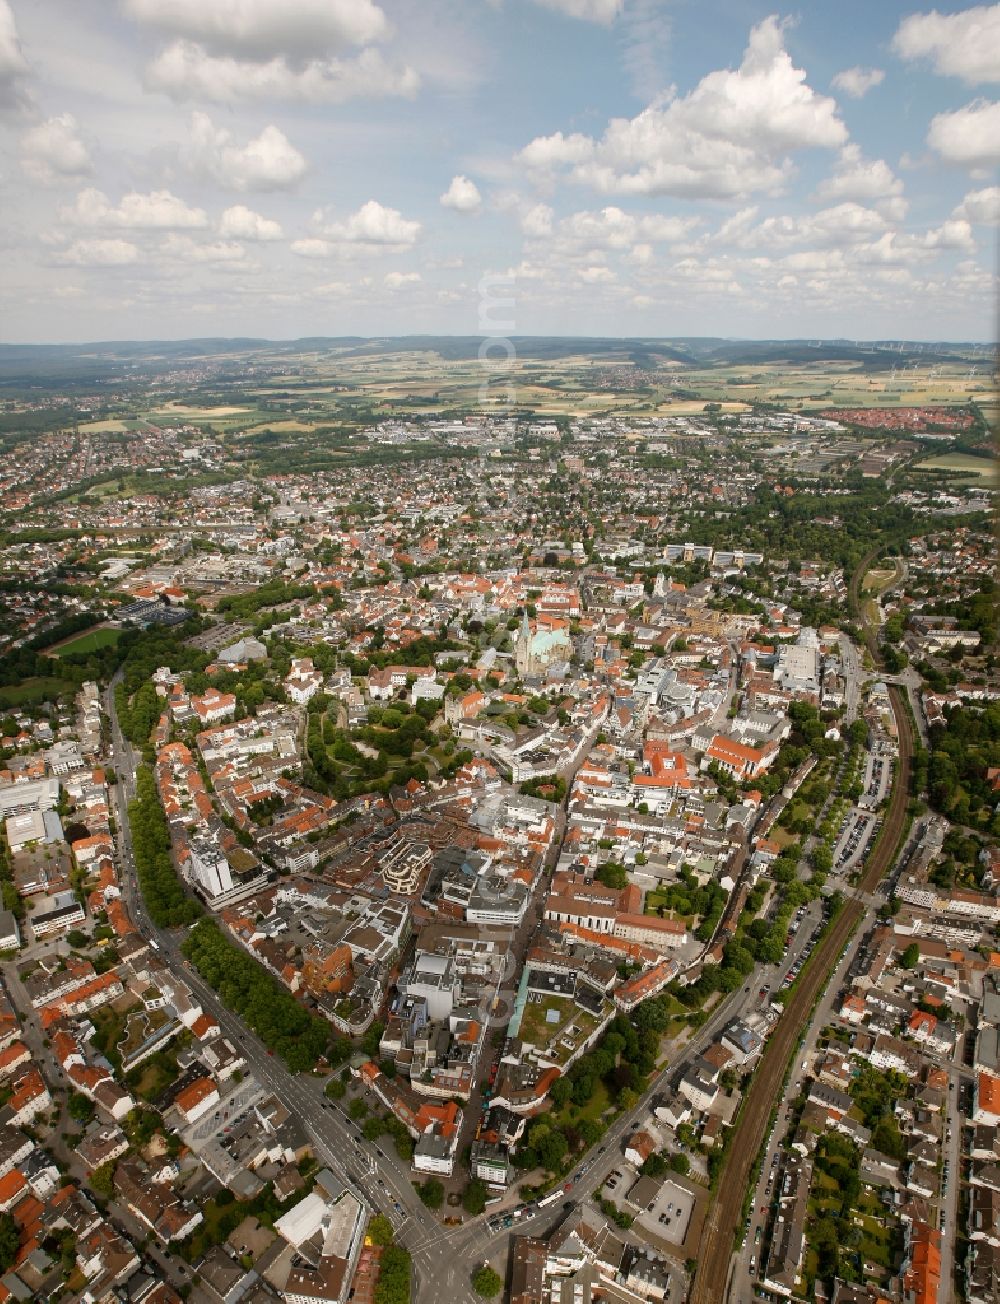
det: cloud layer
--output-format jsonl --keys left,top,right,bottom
{"left": 1, "top": 1, "right": 994, "bottom": 342}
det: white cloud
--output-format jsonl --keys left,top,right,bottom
{"left": 619, "top": 0, "right": 674, "bottom": 101}
{"left": 310, "top": 279, "right": 351, "bottom": 296}
{"left": 814, "top": 144, "right": 906, "bottom": 218}
{"left": 0, "top": 0, "right": 28, "bottom": 112}
{"left": 952, "top": 185, "right": 1000, "bottom": 223}
{"left": 718, "top": 202, "right": 890, "bottom": 252}
{"left": 578, "top": 264, "right": 616, "bottom": 282}
{"left": 521, "top": 203, "right": 554, "bottom": 237}
{"left": 290, "top": 237, "right": 333, "bottom": 259}
{"left": 161, "top": 233, "right": 248, "bottom": 263}
{"left": 548, "top": 205, "right": 699, "bottom": 250}
{"left": 219, "top": 204, "right": 283, "bottom": 240}
{"left": 184, "top": 112, "right": 307, "bottom": 190}
{"left": 857, "top": 219, "right": 976, "bottom": 263}
{"left": 516, "top": 16, "right": 847, "bottom": 198}
{"left": 893, "top": 5, "right": 1000, "bottom": 85}
{"left": 316, "top": 200, "right": 421, "bottom": 248}
{"left": 384, "top": 270, "right": 421, "bottom": 287}
{"left": 20, "top": 114, "right": 92, "bottom": 184}
{"left": 716, "top": 207, "right": 760, "bottom": 243}
{"left": 52, "top": 238, "right": 139, "bottom": 266}
{"left": 440, "top": 175, "right": 482, "bottom": 212}
{"left": 60, "top": 187, "right": 208, "bottom": 229}
{"left": 921, "top": 217, "right": 976, "bottom": 250}
{"left": 519, "top": 131, "right": 597, "bottom": 170}
{"left": 831, "top": 66, "right": 884, "bottom": 98}
{"left": 927, "top": 98, "right": 1000, "bottom": 168}
{"left": 123, "top": 0, "right": 388, "bottom": 59}
{"left": 146, "top": 41, "right": 418, "bottom": 104}
{"left": 532, "top": 0, "right": 624, "bottom": 24}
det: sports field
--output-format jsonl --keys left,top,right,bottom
{"left": 49, "top": 627, "right": 122, "bottom": 657}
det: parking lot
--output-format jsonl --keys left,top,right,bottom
{"left": 833, "top": 807, "right": 878, "bottom": 873}
{"left": 183, "top": 1075, "right": 265, "bottom": 1149}
{"left": 859, "top": 750, "right": 891, "bottom": 810}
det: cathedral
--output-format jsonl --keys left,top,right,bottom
{"left": 514, "top": 610, "right": 572, "bottom": 677}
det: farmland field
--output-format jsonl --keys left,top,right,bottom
{"left": 913, "top": 453, "right": 997, "bottom": 478}
{"left": 78, "top": 419, "right": 129, "bottom": 432}
{"left": 152, "top": 404, "right": 251, "bottom": 417}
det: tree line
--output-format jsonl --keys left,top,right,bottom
{"left": 129, "top": 767, "right": 202, "bottom": 928}
{"left": 181, "top": 917, "right": 330, "bottom": 1073}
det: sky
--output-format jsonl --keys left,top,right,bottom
{"left": 0, "top": 0, "right": 998, "bottom": 344}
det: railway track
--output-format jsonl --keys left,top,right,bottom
{"left": 691, "top": 658, "right": 913, "bottom": 1303}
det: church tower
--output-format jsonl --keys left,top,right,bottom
{"left": 515, "top": 608, "right": 533, "bottom": 677}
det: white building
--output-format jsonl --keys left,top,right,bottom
{"left": 405, "top": 952, "right": 459, "bottom": 1022}
{"left": 189, "top": 839, "right": 234, "bottom": 899}
{"left": 277, "top": 1183, "right": 367, "bottom": 1304}
{"left": 286, "top": 657, "right": 324, "bottom": 706}
{"left": 774, "top": 628, "right": 821, "bottom": 696}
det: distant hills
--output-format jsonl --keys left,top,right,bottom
{"left": 0, "top": 334, "right": 985, "bottom": 386}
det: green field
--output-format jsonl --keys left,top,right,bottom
{"left": 0, "top": 676, "right": 76, "bottom": 707}
{"left": 50, "top": 626, "right": 121, "bottom": 657}
{"left": 914, "top": 452, "right": 998, "bottom": 478}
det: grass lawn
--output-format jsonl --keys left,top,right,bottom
{"left": 811, "top": 1195, "right": 841, "bottom": 1215}
{"left": 768, "top": 826, "right": 799, "bottom": 850}
{"left": 0, "top": 676, "right": 76, "bottom": 708}
{"left": 643, "top": 888, "right": 693, "bottom": 923}
{"left": 518, "top": 994, "right": 574, "bottom": 1047}
{"left": 781, "top": 798, "right": 813, "bottom": 827}
{"left": 549, "top": 1077, "right": 611, "bottom": 1130}
{"left": 517, "top": 994, "right": 601, "bottom": 1067}
{"left": 802, "top": 1248, "right": 818, "bottom": 1288}
{"left": 129, "top": 1055, "right": 180, "bottom": 1102}
{"left": 573, "top": 1077, "right": 610, "bottom": 1122}
{"left": 89, "top": 999, "right": 140, "bottom": 1070}
{"left": 858, "top": 1191, "right": 884, "bottom": 1217}
{"left": 860, "top": 1234, "right": 892, "bottom": 1268}
{"left": 50, "top": 626, "right": 121, "bottom": 657}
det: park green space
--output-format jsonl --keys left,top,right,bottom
{"left": 0, "top": 675, "right": 76, "bottom": 707}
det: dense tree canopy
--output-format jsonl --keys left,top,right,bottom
{"left": 130, "top": 767, "right": 202, "bottom": 928}
{"left": 182, "top": 918, "right": 329, "bottom": 1072}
